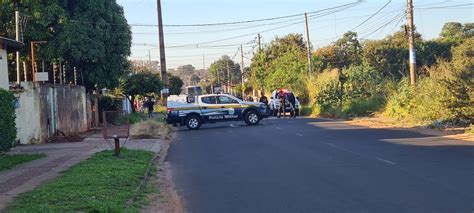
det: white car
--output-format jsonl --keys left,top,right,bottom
{"left": 268, "top": 90, "right": 300, "bottom": 116}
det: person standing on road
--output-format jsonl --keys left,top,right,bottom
{"left": 278, "top": 90, "right": 287, "bottom": 118}
{"left": 287, "top": 92, "right": 296, "bottom": 118}
{"left": 259, "top": 92, "right": 268, "bottom": 105}
{"left": 145, "top": 97, "right": 155, "bottom": 118}
{"left": 259, "top": 92, "right": 270, "bottom": 117}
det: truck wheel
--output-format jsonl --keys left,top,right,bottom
{"left": 295, "top": 109, "right": 300, "bottom": 116}
{"left": 186, "top": 115, "right": 202, "bottom": 130}
{"left": 245, "top": 110, "right": 260, "bottom": 125}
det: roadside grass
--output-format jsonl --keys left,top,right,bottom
{"left": 5, "top": 149, "right": 155, "bottom": 212}
{"left": 0, "top": 153, "right": 46, "bottom": 171}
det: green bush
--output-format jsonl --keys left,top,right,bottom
{"left": 0, "top": 89, "right": 16, "bottom": 152}
{"left": 109, "top": 112, "right": 147, "bottom": 125}
{"left": 384, "top": 78, "right": 415, "bottom": 119}
{"left": 385, "top": 72, "right": 472, "bottom": 125}
{"left": 343, "top": 95, "right": 386, "bottom": 117}
{"left": 308, "top": 65, "right": 387, "bottom": 118}
{"left": 98, "top": 96, "right": 121, "bottom": 111}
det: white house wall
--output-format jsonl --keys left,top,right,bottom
{"left": 0, "top": 49, "right": 8, "bottom": 90}
{"left": 15, "top": 83, "right": 91, "bottom": 144}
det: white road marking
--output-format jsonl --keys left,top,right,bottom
{"left": 275, "top": 127, "right": 283, "bottom": 130}
{"left": 296, "top": 133, "right": 303, "bottom": 137}
{"left": 376, "top": 157, "right": 396, "bottom": 165}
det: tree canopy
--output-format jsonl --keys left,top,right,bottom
{"left": 208, "top": 55, "right": 241, "bottom": 86}
{"left": 1, "top": 0, "right": 132, "bottom": 90}
{"left": 249, "top": 34, "right": 307, "bottom": 95}
{"left": 168, "top": 75, "right": 184, "bottom": 95}
{"left": 120, "top": 72, "right": 162, "bottom": 111}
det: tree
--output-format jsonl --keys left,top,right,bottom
{"left": 334, "top": 31, "right": 362, "bottom": 68}
{"left": 190, "top": 74, "right": 201, "bottom": 85}
{"left": 168, "top": 75, "right": 184, "bottom": 95}
{"left": 362, "top": 40, "right": 407, "bottom": 79}
{"left": 176, "top": 64, "right": 195, "bottom": 73}
{"left": 0, "top": 0, "right": 132, "bottom": 90}
{"left": 208, "top": 55, "right": 241, "bottom": 86}
{"left": 386, "top": 25, "right": 423, "bottom": 47}
{"left": 130, "top": 61, "right": 159, "bottom": 74}
{"left": 313, "top": 45, "right": 338, "bottom": 71}
{"left": 121, "top": 72, "right": 162, "bottom": 111}
{"left": 249, "top": 34, "right": 307, "bottom": 96}
{"left": 440, "top": 22, "right": 464, "bottom": 39}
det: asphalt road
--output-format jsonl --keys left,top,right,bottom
{"left": 166, "top": 118, "right": 474, "bottom": 213}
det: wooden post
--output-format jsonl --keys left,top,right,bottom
{"left": 114, "top": 136, "right": 120, "bottom": 157}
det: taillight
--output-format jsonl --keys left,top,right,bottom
{"left": 167, "top": 108, "right": 174, "bottom": 113}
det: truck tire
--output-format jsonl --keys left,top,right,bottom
{"left": 295, "top": 108, "right": 300, "bottom": 116}
{"left": 186, "top": 115, "right": 202, "bottom": 130}
{"left": 244, "top": 110, "right": 260, "bottom": 125}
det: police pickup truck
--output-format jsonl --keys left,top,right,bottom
{"left": 166, "top": 94, "right": 268, "bottom": 130}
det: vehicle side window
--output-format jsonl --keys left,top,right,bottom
{"left": 201, "top": 96, "right": 217, "bottom": 104}
{"left": 217, "top": 96, "right": 237, "bottom": 104}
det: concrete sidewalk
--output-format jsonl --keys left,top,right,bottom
{"left": 0, "top": 134, "right": 161, "bottom": 210}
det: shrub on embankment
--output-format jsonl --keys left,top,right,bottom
{"left": 0, "top": 89, "right": 16, "bottom": 152}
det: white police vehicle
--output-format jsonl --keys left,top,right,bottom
{"left": 268, "top": 89, "right": 300, "bottom": 116}
{"left": 166, "top": 94, "right": 268, "bottom": 130}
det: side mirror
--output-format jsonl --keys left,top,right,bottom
{"left": 186, "top": 96, "right": 195, "bottom": 103}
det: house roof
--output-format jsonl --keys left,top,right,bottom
{"left": 0, "top": 37, "right": 24, "bottom": 51}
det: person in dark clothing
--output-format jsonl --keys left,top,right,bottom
{"left": 259, "top": 92, "right": 268, "bottom": 105}
{"left": 259, "top": 92, "right": 269, "bottom": 116}
{"left": 287, "top": 92, "right": 296, "bottom": 118}
{"left": 145, "top": 97, "right": 155, "bottom": 118}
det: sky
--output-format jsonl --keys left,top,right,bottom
{"left": 116, "top": 0, "right": 474, "bottom": 69}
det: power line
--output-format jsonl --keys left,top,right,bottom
{"left": 21, "top": 1, "right": 362, "bottom": 29}
{"left": 359, "top": 11, "right": 406, "bottom": 39}
{"left": 133, "top": 1, "right": 362, "bottom": 27}
{"left": 351, "top": 0, "right": 392, "bottom": 31}
{"left": 415, "top": 3, "right": 474, "bottom": 9}
{"left": 155, "top": 4, "right": 361, "bottom": 49}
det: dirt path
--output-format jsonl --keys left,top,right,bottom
{"left": 142, "top": 132, "right": 185, "bottom": 213}
{"left": 345, "top": 116, "right": 473, "bottom": 142}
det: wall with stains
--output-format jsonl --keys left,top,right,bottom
{"left": 15, "top": 82, "right": 91, "bottom": 144}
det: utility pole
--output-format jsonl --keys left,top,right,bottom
{"left": 30, "top": 41, "right": 47, "bottom": 82}
{"left": 148, "top": 50, "right": 151, "bottom": 63}
{"left": 226, "top": 59, "right": 230, "bottom": 93}
{"left": 304, "top": 12, "right": 313, "bottom": 77}
{"left": 30, "top": 42, "right": 35, "bottom": 82}
{"left": 407, "top": 0, "right": 416, "bottom": 85}
{"left": 217, "top": 69, "right": 220, "bottom": 86}
{"left": 240, "top": 45, "right": 245, "bottom": 97}
{"left": 15, "top": 11, "right": 20, "bottom": 84}
{"left": 157, "top": 0, "right": 168, "bottom": 100}
{"left": 202, "top": 53, "right": 205, "bottom": 70}
{"left": 257, "top": 33, "right": 262, "bottom": 52}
